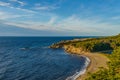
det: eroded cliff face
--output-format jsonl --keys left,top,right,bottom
{"left": 63, "top": 45, "right": 87, "bottom": 54}
{"left": 49, "top": 39, "right": 89, "bottom": 54}
{"left": 49, "top": 42, "right": 88, "bottom": 54}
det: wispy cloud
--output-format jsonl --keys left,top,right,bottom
{"left": 0, "top": 1, "right": 36, "bottom": 13}
{"left": 33, "top": 3, "right": 59, "bottom": 11}
{"left": 14, "top": 7, "right": 36, "bottom": 13}
{"left": 0, "top": 1, "right": 11, "bottom": 7}
{"left": 111, "top": 16, "right": 120, "bottom": 20}
{"left": 48, "top": 16, "right": 58, "bottom": 24}
{"left": 3, "top": 21, "right": 61, "bottom": 32}
{"left": 1, "top": 14, "right": 119, "bottom": 36}
{"left": 0, "top": 0, "right": 120, "bottom": 36}
{"left": 34, "top": 6, "right": 56, "bottom": 10}
{"left": 0, "top": 11, "right": 33, "bottom": 21}
{"left": 0, "top": 11, "right": 16, "bottom": 19}
{"left": 9, "top": 0, "right": 26, "bottom": 6}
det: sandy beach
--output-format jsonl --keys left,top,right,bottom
{"left": 50, "top": 41, "right": 112, "bottom": 80}
{"left": 76, "top": 52, "right": 110, "bottom": 80}
{"left": 63, "top": 45, "right": 110, "bottom": 80}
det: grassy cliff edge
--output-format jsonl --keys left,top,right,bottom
{"left": 49, "top": 34, "right": 120, "bottom": 80}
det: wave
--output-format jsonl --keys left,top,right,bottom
{"left": 19, "top": 46, "right": 49, "bottom": 50}
{"left": 19, "top": 47, "right": 30, "bottom": 50}
{"left": 66, "top": 56, "right": 90, "bottom": 80}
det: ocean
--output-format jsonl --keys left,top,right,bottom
{"left": 0, "top": 37, "right": 91, "bottom": 80}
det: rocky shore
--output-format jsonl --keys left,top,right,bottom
{"left": 49, "top": 39, "right": 109, "bottom": 80}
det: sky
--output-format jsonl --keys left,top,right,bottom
{"left": 0, "top": 0, "right": 120, "bottom": 36}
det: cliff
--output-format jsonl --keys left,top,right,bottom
{"left": 63, "top": 45, "right": 87, "bottom": 54}
{"left": 49, "top": 39, "right": 110, "bottom": 80}
{"left": 49, "top": 34, "right": 120, "bottom": 80}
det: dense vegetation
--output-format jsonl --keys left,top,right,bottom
{"left": 69, "top": 34, "right": 120, "bottom": 79}
{"left": 86, "top": 46, "right": 120, "bottom": 80}
{"left": 50, "top": 34, "right": 120, "bottom": 79}
{"left": 71, "top": 34, "right": 120, "bottom": 52}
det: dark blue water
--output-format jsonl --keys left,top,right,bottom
{"left": 0, "top": 37, "right": 90, "bottom": 80}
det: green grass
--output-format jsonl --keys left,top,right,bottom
{"left": 86, "top": 47, "right": 120, "bottom": 80}
{"left": 64, "top": 34, "right": 120, "bottom": 80}
{"left": 69, "top": 34, "right": 120, "bottom": 52}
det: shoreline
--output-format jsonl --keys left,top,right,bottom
{"left": 62, "top": 45, "right": 110, "bottom": 80}
{"left": 65, "top": 51, "right": 109, "bottom": 80}
{"left": 49, "top": 38, "right": 111, "bottom": 80}
{"left": 66, "top": 56, "right": 90, "bottom": 80}
{"left": 76, "top": 52, "right": 109, "bottom": 80}
{"left": 50, "top": 45, "right": 110, "bottom": 80}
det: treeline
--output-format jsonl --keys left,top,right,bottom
{"left": 71, "top": 34, "right": 120, "bottom": 52}
{"left": 50, "top": 34, "right": 120, "bottom": 79}
{"left": 86, "top": 46, "right": 120, "bottom": 80}
{"left": 62, "top": 34, "right": 120, "bottom": 79}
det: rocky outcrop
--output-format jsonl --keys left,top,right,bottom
{"left": 50, "top": 43, "right": 87, "bottom": 54}
{"left": 49, "top": 38, "right": 92, "bottom": 54}
{"left": 49, "top": 40, "right": 71, "bottom": 48}
{"left": 63, "top": 45, "right": 87, "bottom": 54}
{"left": 49, "top": 42, "right": 64, "bottom": 48}
{"left": 49, "top": 38, "right": 90, "bottom": 49}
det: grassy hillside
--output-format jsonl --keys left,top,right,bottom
{"left": 71, "top": 34, "right": 120, "bottom": 79}
{"left": 50, "top": 34, "right": 120, "bottom": 80}
{"left": 86, "top": 47, "right": 120, "bottom": 80}
{"left": 69, "top": 34, "right": 120, "bottom": 52}
{"left": 50, "top": 34, "right": 120, "bottom": 52}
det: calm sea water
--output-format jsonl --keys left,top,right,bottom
{"left": 0, "top": 37, "right": 92, "bottom": 80}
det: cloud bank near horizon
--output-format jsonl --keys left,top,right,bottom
{"left": 0, "top": 0, "right": 120, "bottom": 36}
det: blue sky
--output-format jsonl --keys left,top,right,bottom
{"left": 0, "top": 0, "right": 120, "bottom": 36}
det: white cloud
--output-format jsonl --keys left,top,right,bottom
{"left": 9, "top": 0, "right": 26, "bottom": 6}
{"left": 3, "top": 21, "right": 62, "bottom": 32}
{"left": 2, "top": 15, "right": 120, "bottom": 36}
{"left": 0, "top": 1, "right": 35, "bottom": 14}
{"left": 34, "top": 6, "right": 57, "bottom": 10}
{"left": 59, "top": 16, "right": 118, "bottom": 32}
{"left": 111, "top": 16, "right": 120, "bottom": 20}
{"left": 48, "top": 16, "right": 57, "bottom": 24}
{"left": 0, "top": 1, "right": 11, "bottom": 7}
{"left": 0, "top": 12, "right": 9, "bottom": 19}
{"left": 0, "top": 11, "right": 32, "bottom": 20}
{"left": 33, "top": 3, "right": 59, "bottom": 10}
{"left": 0, "top": 1, "right": 119, "bottom": 36}
{"left": 14, "top": 7, "right": 36, "bottom": 13}
{"left": 53, "top": 16, "right": 99, "bottom": 33}
{"left": 34, "top": 6, "right": 50, "bottom": 10}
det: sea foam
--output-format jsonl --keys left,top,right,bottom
{"left": 66, "top": 56, "right": 90, "bottom": 80}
